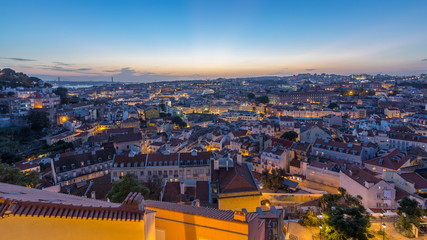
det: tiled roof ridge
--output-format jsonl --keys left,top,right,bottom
{"left": 0, "top": 198, "right": 145, "bottom": 221}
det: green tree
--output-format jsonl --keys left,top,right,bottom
{"left": 53, "top": 87, "right": 68, "bottom": 104}
{"left": 396, "top": 197, "right": 423, "bottom": 237}
{"left": 255, "top": 95, "right": 269, "bottom": 104}
{"left": 106, "top": 174, "right": 149, "bottom": 203}
{"left": 0, "top": 163, "right": 40, "bottom": 188}
{"left": 327, "top": 102, "right": 339, "bottom": 110}
{"left": 299, "top": 209, "right": 321, "bottom": 226}
{"left": 318, "top": 188, "right": 371, "bottom": 240}
{"left": 171, "top": 116, "right": 187, "bottom": 129}
{"left": 247, "top": 93, "right": 255, "bottom": 100}
{"left": 0, "top": 152, "right": 22, "bottom": 165}
{"left": 28, "top": 110, "right": 50, "bottom": 131}
{"left": 280, "top": 131, "right": 298, "bottom": 141}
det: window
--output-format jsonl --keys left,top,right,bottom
{"left": 148, "top": 171, "right": 152, "bottom": 176}
{"left": 140, "top": 171, "right": 144, "bottom": 176}
{"left": 113, "top": 172, "right": 117, "bottom": 177}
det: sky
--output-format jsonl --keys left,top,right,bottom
{"left": 1, "top": 0, "right": 427, "bottom": 82}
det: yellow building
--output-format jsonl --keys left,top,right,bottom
{"left": 145, "top": 200, "right": 265, "bottom": 240}
{"left": 0, "top": 183, "right": 156, "bottom": 240}
{"left": 211, "top": 155, "right": 262, "bottom": 212}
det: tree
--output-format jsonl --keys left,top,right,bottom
{"left": 28, "top": 110, "right": 50, "bottom": 131}
{"left": 0, "top": 163, "right": 40, "bottom": 188}
{"left": 171, "top": 116, "right": 187, "bottom": 129}
{"left": 261, "top": 168, "right": 286, "bottom": 193}
{"left": 396, "top": 197, "right": 423, "bottom": 237}
{"left": 0, "top": 152, "right": 22, "bottom": 165}
{"left": 327, "top": 102, "right": 339, "bottom": 110}
{"left": 255, "top": 96, "right": 269, "bottom": 104}
{"left": 247, "top": 93, "right": 255, "bottom": 100}
{"left": 106, "top": 174, "right": 149, "bottom": 203}
{"left": 53, "top": 87, "right": 68, "bottom": 104}
{"left": 280, "top": 131, "right": 298, "bottom": 141}
{"left": 299, "top": 209, "right": 321, "bottom": 226}
{"left": 317, "top": 188, "right": 371, "bottom": 240}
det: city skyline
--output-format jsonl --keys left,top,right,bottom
{"left": 1, "top": 0, "right": 427, "bottom": 82}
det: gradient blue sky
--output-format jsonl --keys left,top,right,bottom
{"left": 1, "top": 0, "right": 427, "bottom": 82}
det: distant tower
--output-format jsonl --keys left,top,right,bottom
{"left": 111, "top": 76, "right": 114, "bottom": 83}
{"left": 58, "top": 77, "right": 60, "bottom": 82}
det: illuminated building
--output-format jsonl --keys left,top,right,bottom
{"left": 211, "top": 154, "right": 262, "bottom": 212}
{"left": 0, "top": 183, "right": 156, "bottom": 240}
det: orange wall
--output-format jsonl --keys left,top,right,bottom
{"left": 0, "top": 215, "right": 154, "bottom": 240}
{"left": 146, "top": 206, "right": 250, "bottom": 240}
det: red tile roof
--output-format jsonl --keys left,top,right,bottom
{"left": 364, "top": 149, "right": 411, "bottom": 170}
{"left": 399, "top": 172, "right": 427, "bottom": 189}
{"left": 0, "top": 183, "right": 147, "bottom": 221}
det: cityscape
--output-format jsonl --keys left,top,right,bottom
{"left": 1, "top": 1, "right": 427, "bottom": 240}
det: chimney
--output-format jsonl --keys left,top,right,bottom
{"left": 214, "top": 159, "right": 219, "bottom": 170}
{"left": 121, "top": 192, "right": 145, "bottom": 211}
{"left": 233, "top": 210, "right": 247, "bottom": 222}
{"left": 180, "top": 182, "right": 185, "bottom": 195}
{"left": 349, "top": 170, "right": 352, "bottom": 176}
{"left": 237, "top": 153, "right": 243, "bottom": 165}
{"left": 192, "top": 199, "right": 200, "bottom": 207}
{"left": 50, "top": 158, "right": 58, "bottom": 185}
{"left": 191, "top": 149, "right": 197, "bottom": 156}
{"left": 226, "top": 159, "right": 229, "bottom": 171}
{"left": 91, "top": 191, "right": 96, "bottom": 199}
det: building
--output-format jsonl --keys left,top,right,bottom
{"left": 340, "top": 168, "right": 396, "bottom": 210}
{"left": 111, "top": 151, "right": 214, "bottom": 182}
{"left": 52, "top": 147, "right": 116, "bottom": 186}
{"left": 145, "top": 200, "right": 266, "bottom": 240}
{"left": 0, "top": 183, "right": 156, "bottom": 240}
{"left": 211, "top": 155, "right": 262, "bottom": 212}
{"left": 364, "top": 149, "right": 412, "bottom": 174}
{"left": 312, "top": 139, "right": 369, "bottom": 165}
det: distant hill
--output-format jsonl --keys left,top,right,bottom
{"left": 0, "top": 68, "right": 46, "bottom": 88}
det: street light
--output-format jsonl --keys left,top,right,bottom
{"left": 319, "top": 225, "right": 323, "bottom": 240}
{"left": 382, "top": 223, "right": 386, "bottom": 240}
{"left": 380, "top": 213, "right": 384, "bottom": 231}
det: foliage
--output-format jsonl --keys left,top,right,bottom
{"left": 327, "top": 102, "right": 339, "bottom": 110}
{"left": 28, "top": 110, "right": 50, "bottom": 131}
{"left": 255, "top": 95, "right": 269, "bottom": 104}
{"left": 53, "top": 87, "right": 68, "bottom": 104}
{"left": 247, "top": 93, "right": 255, "bottom": 100}
{"left": 106, "top": 174, "right": 149, "bottom": 203}
{"left": 171, "top": 116, "right": 187, "bottom": 129}
{"left": 317, "top": 188, "right": 371, "bottom": 240}
{"left": 299, "top": 209, "right": 321, "bottom": 226}
{"left": 0, "top": 163, "right": 40, "bottom": 188}
{"left": 261, "top": 168, "right": 287, "bottom": 193}
{"left": 143, "top": 177, "right": 163, "bottom": 200}
{"left": 395, "top": 196, "right": 423, "bottom": 236}
{"left": 0, "top": 152, "right": 22, "bottom": 165}
{"left": 322, "top": 206, "right": 370, "bottom": 240}
{"left": 35, "top": 140, "right": 74, "bottom": 155}
{"left": 280, "top": 131, "right": 298, "bottom": 141}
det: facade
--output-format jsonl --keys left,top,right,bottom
{"left": 145, "top": 200, "right": 265, "bottom": 240}
{"left": 312, "top": 139, "right": 367, "bottom": 165}
{"left": 52, "top": 147, "right": 116, "bottom": 186}
{"left": 111, "top": 151, "right": 214, "bottom": 182}
{"left": 340, "top": 168, "right": 396, "bottom": 209}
